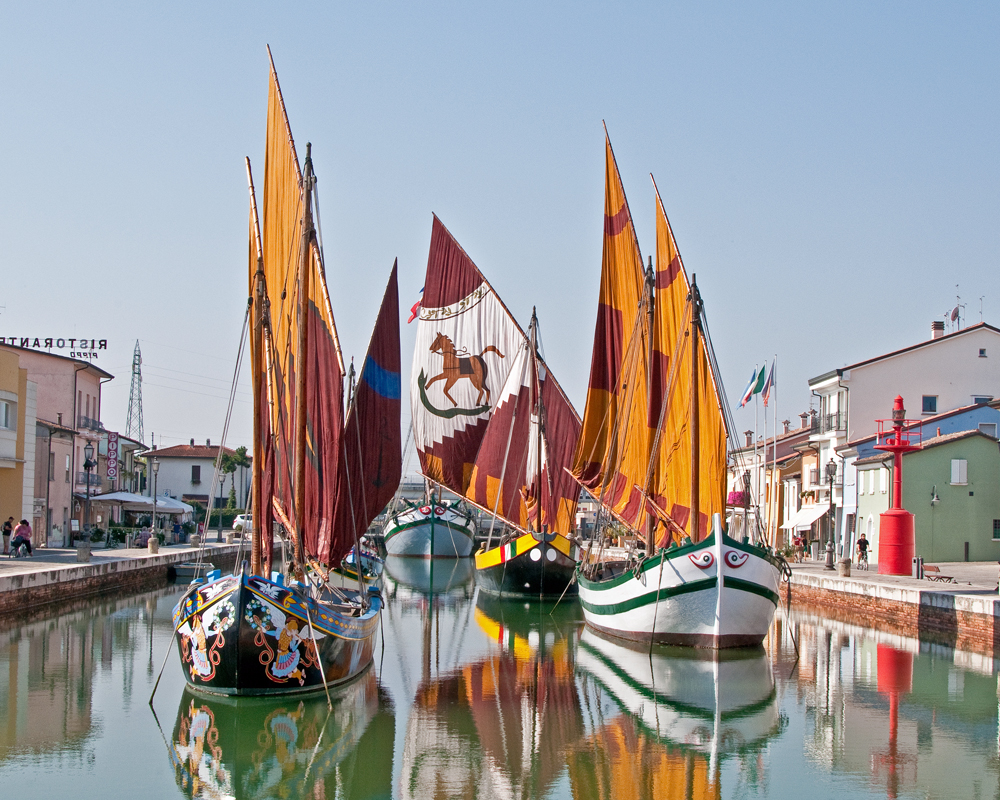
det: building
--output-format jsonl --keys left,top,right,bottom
{"left": 144, "top": 439, "right": 251, "bottom": 509}
{"left": 855, "top": 429, "right": 1000, "bottom": 564}
{"left": 0, "top": 343, "right": 113, "bottom": 546}
{"left": 808, "top": 321, "right": 1000, "bottom": 565}
{"left": 0, "top": 349, "right": 37, "bottom": 531}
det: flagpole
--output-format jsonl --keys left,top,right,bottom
{"left": 772, "top": 356, "right": 778, "bottom": 549}
{"left": 754, "top": 370, "right": 759, "bottom": 541}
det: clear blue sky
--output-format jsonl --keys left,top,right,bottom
{"left": 1, "top": 2, "right": 996, "bottom": 453}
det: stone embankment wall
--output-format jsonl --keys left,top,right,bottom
{"left": 787, "top": 571, "right": 1000, "bottom": 655}
{"left": 0, "top": 546, "right": 242, "bottom": 620}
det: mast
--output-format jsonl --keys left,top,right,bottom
{"left": 246, "top": 157, "right": 265, "bottom": 576}
{"left": 530, "top": 308, "right": 542, "bottom": 533}
{"left": 689, "top": 275, "right": 702, "bottom": 540}
{"left": 292, "top": 142, "right": 316, "bottom": 577}
{"left": 644, "top": 255, "right": 656, "bottom": 553}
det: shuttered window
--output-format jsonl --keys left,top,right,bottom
{"left": 951, "top": 459, "right": 968, "bottom": 485}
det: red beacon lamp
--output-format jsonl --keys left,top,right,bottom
{"left": 874, "top": 395, "right": 922, "bottom": 575}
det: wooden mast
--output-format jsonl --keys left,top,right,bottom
{"left": 644, "top": 255, "right": 656, "bottom": 553}
{"left": 292, "top": 143, "right": 316, "bottom": 578}
{"left": 246, "top": 157, "right": 266, "bottom": 577}
{"left": 530, "top": 308, "right": 542, "bottom": 533}
{"left": 689, "top": 274, "right": 702, "bottom": 540}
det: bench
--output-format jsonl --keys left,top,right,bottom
{"left": 924, "top": 565, "right": 956, "bottom": 583}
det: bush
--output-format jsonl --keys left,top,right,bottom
{"left": 90, "top": 528, "right": 106, "bottom": 543}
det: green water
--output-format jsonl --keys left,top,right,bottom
{"left": 2, "top": 559, "right": 998, "bottom": 799}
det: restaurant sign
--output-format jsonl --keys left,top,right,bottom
{"left": 0, "top": 337, "right": 108, "bottom": 361}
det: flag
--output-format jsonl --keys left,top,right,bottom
{"left": 762, "top": 361, "right": 775, "bottom": 407}
{"left": 738, "top": 367, "right": 759, "bottom": 408}
{"left": 407, "top": 287, "right": 424, "bottom": 323}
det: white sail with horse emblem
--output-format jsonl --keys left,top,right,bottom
{"left": 410, "top": 216, "right": 525, "bottom": 496}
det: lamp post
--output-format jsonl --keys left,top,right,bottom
{"left": 151, "top": 459, "right": 160, "bottom": 540}
{"left": 83, "top": 441, "right": 96, "bottom": 538}
{"left": 824, "top": 459, "right": 837, "bottom": 570}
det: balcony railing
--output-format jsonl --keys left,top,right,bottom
{"left": 809, "top": 411, "right": 847, "bottom": 435}
{"left": 77, "top": 415, "right": 106, "bottom": 432}
{"left": 76, "top": 471, "right": 103, "bottom": 488}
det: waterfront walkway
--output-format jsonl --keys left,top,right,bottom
{"left": 788, "top": 557, "right": 1000, "bottom": 591}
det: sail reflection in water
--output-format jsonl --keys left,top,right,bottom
{"left": 169, "top": 670, "right": 394, "bottom": 799}
{"left": 400, "top": 595, "right": 583, "bottom": 799}
{"left": 571, "top": 631, "right": 786, "bottom": 799}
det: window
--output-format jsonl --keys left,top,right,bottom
{"left": 48, "top": 452, "right": 54, "bottom": 481}
{"left": 922, "top": 395, "right": 937, "bottom": 414}
{"left": 867, "top": 470, "right": 874, "bottom": 495}
{"left": 980, "top": 348, "right": 987, "bottom": 358}
{"left": 993, "top": 520, "right": 1000, "bottom": 541}
{"left": 191, "top": 465, "right": 201, "bottom": 484}
{"left": 65, "top": 454, "right": 70, "bottom": 483}
{"left": 979, "top": 422, "right": 998, "bottom": 438}
{"left": 951, "top": 458, "right": 968, "bottom": 485}
{"left": 974, "top": 396, "right": 992, "bottom": 405}
{"left": 0, "top": 400, "right": 11, "bottom": 430}
{"left": 880, "top": 468, "right": 888, "bottom": 493}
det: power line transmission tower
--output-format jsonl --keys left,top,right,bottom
{"left": 125, "top": 340, "right": 144, "bottom": 444}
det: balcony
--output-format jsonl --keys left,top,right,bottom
{"left": 824, "top": 411, "right": 847, "bottom": 433}
{"left": 76, "top": 471, "right": 103, "bottom": 488}
{"left": 77, "top": 415, "right": 105, "bottom": 432}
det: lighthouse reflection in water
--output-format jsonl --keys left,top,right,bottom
{"left": 19, "top": 557, "right": 982, "bottom": 798}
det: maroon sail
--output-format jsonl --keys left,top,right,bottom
{"left": 333, "top": 263, "right": 403, "bottom": 562}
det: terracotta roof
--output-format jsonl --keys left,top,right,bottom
{"left": 145, "top": 444, "right": 245, "bottom": 460}
{"left": 843, "top": 402, "right": 997, "bottom": 449}
{"left": 809, "top": 322, "right": 1000, "bottom": 387}
{"left": 0, "top": 343, "right": 114, "bottom": 379}
{"left": 855, "top": 453, "right": 891, "bottom": 467}
{"left": 916, "top": 428, "right": 997, "bottom": 449}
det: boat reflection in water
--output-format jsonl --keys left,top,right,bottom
{"left": 571, "top": 629, "right": 786, "bottom": 799}
{"left": 169, "top": 669, "right": 394, "bottom": 799}
{"left": 383, "top": 554, "right": 474, "bottom": 599}
{"left": 400, "top": 594, "right": 583, "bottom": 799}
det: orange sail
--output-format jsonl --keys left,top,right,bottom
{"left": 258, "top": 50, "right": 346, "bottom": 564}
{"left": 571, "top": 133, "right": 651, "bottom": 527}
{"left": 649, "top": 181, "right": 727, "bottom": 540}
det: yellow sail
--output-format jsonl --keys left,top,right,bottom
{"left": 571, "top": 133, "right": 651, "bottom": 527}
{"left": 649, "top": 181, "right": 727, "bottom": 541}
{"left": 259, "top": 49, "right": 345, "bottom": 560}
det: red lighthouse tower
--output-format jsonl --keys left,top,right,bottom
{"left": 874, "top": 396, "right": 922, "bottom": 575}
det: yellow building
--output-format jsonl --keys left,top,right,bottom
{"left": 0, "top": 349, "right": 36, "bottom": 530}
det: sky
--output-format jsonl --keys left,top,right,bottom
{"left": 1, "top": 2, "right": 997, "bottom": 463}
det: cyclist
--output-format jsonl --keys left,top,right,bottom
{"left": 856, "top": 533, "right": 870, "bottom": 569}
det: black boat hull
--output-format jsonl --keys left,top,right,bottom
{"left": 474, "top": 542, "right": 577, "bottom": 598}
{"left": 172, "top": 565, "right": 381, "bottom": 696}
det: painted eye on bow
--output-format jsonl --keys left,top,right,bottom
{"left": 725, "top": 551, "right": 750, "bottom": 569}
{"left": 688, "top": 551, "right": 715, "bottom": 569}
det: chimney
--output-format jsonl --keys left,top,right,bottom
{"left": 782, "top": 419, "right": 791, "bottom": 434}
{"left": 206, "top": 438, "right": 211, "bottom": 447}
{"left": 932, "top": 320, "right": 945, "bottom": 339}
{"left": 936, "top": 427, "right": 941, "bottom": 437}
{"left": 744, "top": 430, "right": 753, "bottom": 447}
{"left": 800, "top": 412, "right": 809, "bottom": 429}
{"left": 190, "top": 438, "right": 194, "bottom": 446}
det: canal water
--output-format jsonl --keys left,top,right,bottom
{"left": 2, "top": 557, "right": 998, "bottom": 799}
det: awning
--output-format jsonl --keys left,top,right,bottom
{"left": 780, "top": 503, "right": 830, "bottom": 530}
{"left": 89, "top": 491, "right": 194, "bottom": 515}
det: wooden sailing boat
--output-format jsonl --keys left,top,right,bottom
{"left": 572, "top": 133, "right": 782, "bottom": 647}
{"left": 171, "top": 50, "right": 400, "bottom": 695}
{"left": 406, "top": 216, "right": 582, "bottom": 597}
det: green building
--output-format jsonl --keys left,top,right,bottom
{"left": 855, "top": 430, "right": 1000, "bottom": 564}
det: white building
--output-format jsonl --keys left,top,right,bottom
{"left": 809, "top": 321, "right": 1000, "bottom": 559}
{"left": 144, "top": 439, "right": 251, "bottom": 509}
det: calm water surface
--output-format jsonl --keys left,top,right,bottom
{"left": 2, "top": 557, "right": 999, "bottom": 799}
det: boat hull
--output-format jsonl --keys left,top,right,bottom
{"left": 578, "top": 531, "right": 781, "bottom": 648}
{"left": 474, "top": 533, "right": 578, "bottom": 598}
{"left": 172, "top": 566, "right": 381, "bottom": 696}
{"left": 383, "top": 503, "right": 475, "bottom": 558}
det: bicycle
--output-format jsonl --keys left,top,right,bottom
{"left": 856, "top": 550, "right": 869, "bottom": 570}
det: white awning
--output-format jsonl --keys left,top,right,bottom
{"left": 780, "top": 503, "right": 830, "bottom": 530}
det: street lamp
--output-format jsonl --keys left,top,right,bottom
{"left": 825, "top": 459, "right": 837, "bottom": 570}
{"left": 151, "top": 459, "right": 160, "bottom": 542}
{"left": 83, "top": 441, "right": 96, "bottom": 537}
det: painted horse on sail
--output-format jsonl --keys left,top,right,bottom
{"left": 424, "top": 333, "right": 504, "bottom": 407}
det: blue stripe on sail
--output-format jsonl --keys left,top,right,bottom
{"left": 362, "top": 356, "right": 401, "bottom": 400}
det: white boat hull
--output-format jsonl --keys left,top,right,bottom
{"left": 578, "top": 523, "right": 782, "bottom": 648}
{"left": 383, "top": 503, "right": 475, "bottom": 558}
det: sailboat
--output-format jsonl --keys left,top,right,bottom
{"left": 171, "top": 50, "right": 400, "bottom": 695}
{"left": 406, "top": 216, "right": 582, "bottom": 597}
{"left": 382, "top": 485, "right": 478, "bottom": 558}
{"left": 572, "top": 133, "right": 782, "bottom": 647}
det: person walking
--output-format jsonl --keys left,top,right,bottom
{"left": 11, "top": 519, "right": 32, "bottom": 556}
{"left": 2, "top": 517, "right": 12, "bottom": 555}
